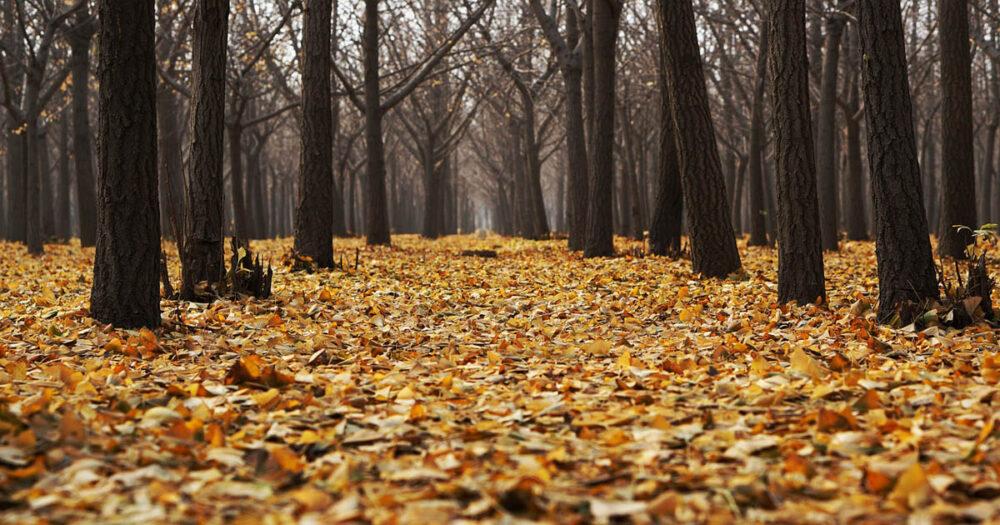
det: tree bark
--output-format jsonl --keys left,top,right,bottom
{"left": 936, "top": 0, "right": 977, "bottom": 258}
{"left": 156, "top": 89, "right": 185, "bottom": 247}
{"left": 747, "top": 21, "right": 771, "bottom": 247}
{"left": 91, "top": 0, "right": 161, "bottom": 328}
{"left": 649, "top": 27, "right": 682, "bottom": 256}
{"left": 857, "top": 0, "right": 939, "bottom": 323}
{"left": 294, "top": 0, "right": 336, "bottom": 266}
{"left": 815, "top": 8, "right": 845, "bottom": 251}
{"left": 659, "top": 0, "right": 742, "bottom": 277}
{"left": 362, "top": 0, "right": 391, "bottom": 245}
{"left": 69, "top": 9, "right": 97, "bottom": 248}
{"left": 767, "top": 0, "right": 826, "bottom": 304}
{"left": 57, "top": 109, "right": 72, "bottom": 239}
{"left": 843, "top": 71, "right": 868, "bottom": 240}
{"left": 181, "top": 0, "right": 229, "bottom": 299}
{"left": 583, "top": 0, "right": 621, "bottom": 257}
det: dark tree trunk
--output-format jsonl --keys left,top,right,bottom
{"left": 363, "top": 0, "right": 390, "bottom": 245}
{"left": 583, "top": 0, "right": 621, "bottom": 257}
{"left": 815, "top": 8, "right": 845, "bottom": 251}
{"left": 564, "top": 9, "right": 589, "bottom": 251}
{"left": 57, "top": 109, "right": 72, "bottom": 239}
{"left": 936, "top": 0, "right": 977, "bottom": 258}
{"left": 69, "top": 9, "right": 97, "bottom": 248}
{"left": 157, "top": 89, "right": 185, "bottom": 246}
{"left": 983, "top": 122, "right": 998, "bottom": 224}
{"left": 181, "top": 0, "right": 229, "bottom": 299}
{"left": 767, "top": 0, "right": 826, "bottom": 304}
{"left": 39, "top": 128, "right": 55, "bottom": 243}
{"left": 24, "top": 81, "right": 43, "bottom": 254}
{"left": 649, "top": 29, "right": 682, "bottom": 256}
{"left": 294, "top": 0, "right": 335, "bottom": 266}
{"left": 91, "top": 0, "right": 161, "bottom": 328}
{"left": 857, "top": 0, "right": 939, "bottom": 323}
{"left": 331, "top": 99, "right": 348, "bottom": 237}
{"left": 5, "top": 130, "right": 26, "bottom": 244}
{"left": 660, "top": 0, "right": 742, "bottom": 277}
{"left": 843, "top": 72, "right": 869, "bottom": 240}
{"left": 228, "top": 121, "right": 249, "bottom": 239}
{"left": 748, "top": 20, "right": 770, "bottom": 247}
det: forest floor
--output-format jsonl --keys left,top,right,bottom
{"left": 0, "top": 235, "right": 998, "bottom": 524}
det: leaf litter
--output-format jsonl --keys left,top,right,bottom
{"left": 0, "top": 236, "right": 998, "bottom": 523}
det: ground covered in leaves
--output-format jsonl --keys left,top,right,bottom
{"left": 1, "top": 235, "right": 999, "bottom": 524}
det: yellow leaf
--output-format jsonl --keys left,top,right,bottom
{"left": 269, "top": 445, "right": 304, "bottom": 473}
{"left": 790, "top": 348, "right": 825, "bottom": 380}
{"left": 395, "top": 385, "right": 415, "bottom": 400}
{"left": 583, "top": 340, "right": 612, "bottom": 355}
{"left": 889, "top": 463, "right": 931, "bottom": 509}
{"left": 617, "top": 350, "right": 632, "bottom": 371}
{"left": 252, "top": 388, "right": 280, "bottom": 408}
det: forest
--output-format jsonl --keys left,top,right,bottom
{"left": 0, "top": 0, "right": 999, "bottom": 522}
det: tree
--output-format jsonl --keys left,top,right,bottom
{"left": 180, "top": 0, "right": 229, "bottom": 299}
{"left": 293, "top": 0, "right": 335, "bottom": 267}
{"left": 648, "top": 1, "right": 681, "bottom": 256}
{"left": 857, "top": 0, "right": 938, "bottom": 323}
{"left": 583, "top": 0, "right": 622, "bottom": 257}
{"left": 766, "top": 0, "right": 825, "bottom": 304}
{"left": 530, "top": 0, "right": 589, "bottom": 251}
{"left": 90, "top": 0, "right": 161, "bottom": 328}
{"left": 0, "top": 0, "right": 82, "bottom": 254}
{"left": 747, "top": 18, "right": 770, "bottom": 247}
{"left": 936, "top": 0, "right": 977, "bottom": 259}
{"left": 814, "top": 3, "right": 846, "bottom": 251}
{"left": 659, "top": 0, "right": 741, "bottom": 277}
{"left": 68, "top": 6, "right": 96, "bottom": 247}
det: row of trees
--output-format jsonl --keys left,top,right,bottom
{"left": 0, "top": 0, "right": 995, "bottom": 328}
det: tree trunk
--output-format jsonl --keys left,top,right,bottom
{"left": 24, "top": 76, "right": 43, "bottom": 254}
{"left": 363, "top": 0, "right": 391, "bottom": 245}
{"left": 39, "top": 127, "right": 55, "bottom": 243}
{"left": 857, "top": 0, "right": 939, "bottom": 323}
{"left": 767, "top": 0, "right": 826, "bottom": 304}
{"left": 980, "top": 123, "right": 996, "bottom": 225}
{"left": 659, "top": 0, "right": 742, "bottom": 277}
{"left": 748, "top": 20, "right": 770, "bottom": 247}
{"left": 565, "top": 10, "right": 589, "bottom": 250}
{"left": 157, "top": 89, "right": 185, "bottom": 247}
{"left": 583, "top": 0, "right": 621, "bottom": 257}
{"left": 843, "top": 73, "right": 869, "bottom": 240}
{"left": 91, "top": 0, "right": 161, "bottom": 328}
{"left": 815, "top": 8, "right": 845, "bottom": 251}
{"left": 69, "top": 8, "right": 97, "bottom": 248}
{"left": 936, "top": 0, "right": 977, "bottom": 258}
{"left": 57, "top": 109, "right": 72, "bottom": 239}
{"left": 228, "top": 122, "right": 249, "bottom": 239}
{"left": 294, "top": 0, "right": 336, "bottom": 266}
{"left": 181, "top": 0, "right": 229, "bottom": 299}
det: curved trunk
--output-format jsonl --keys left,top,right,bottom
{"left": 659, "top": 0, "right": 742, "bottom": 277}
{"left": 857, "top": 0, "right": 939, "bottom": 323}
